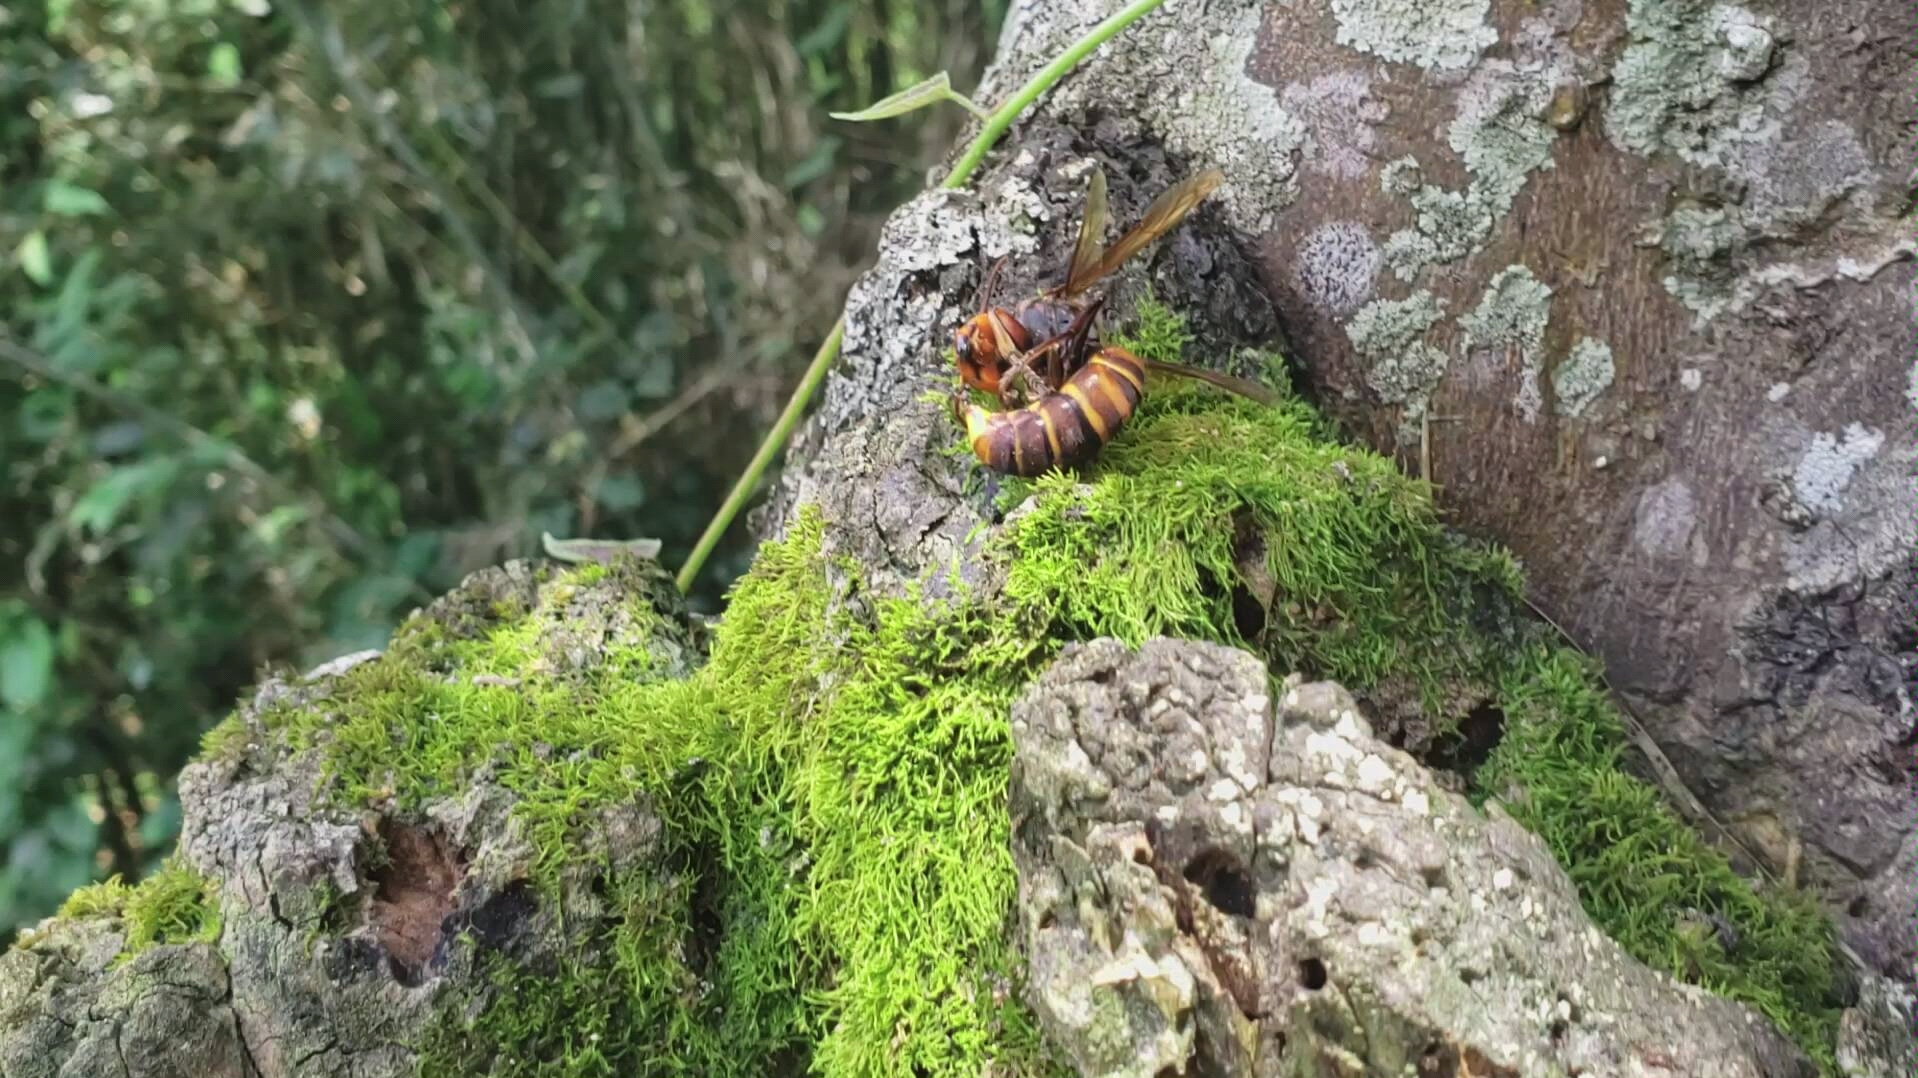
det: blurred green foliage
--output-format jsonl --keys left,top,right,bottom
{"left": 0, "top": 0, "right": 1007, "bottom": 942}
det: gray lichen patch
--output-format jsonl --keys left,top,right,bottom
{"left": 1381, "top": 184, "right": 1496, "bottom": 282}
{"left": 985, "top": 0, "right": 1306, "bottom": 233}
{"left": 1281, "top": 70, "right": 1388, "bottom": 182}
{"left": 1605, "top": 0, "right": 1790, "bottom": 168}
{"left": 1346, "top": 290, "right": 1448, "bottom": 442}
{"left": 1149, "top": 3, "right": 1306, "bottom": 229}
{"left": 1452, "top": 60, "right": 1562, "bottom": 205}
{"left": 1782, "top": 432, "right": 1916, "bottom": 596}
{"left": 1380, "top": 155, "right": 1422, "bottom": 196}
{"left": 1741, "top": 119, "right": 1874, "bottom": 233}
{"left": 1553, "top": 337, "right": 1616, "bottom": 418}
{"left": 1649, "top": 119, "right": 1887, "bottom": 324}
{"left": 1329, "top": 0, "right": 1497, "bottom": 72}
{"left": 1380, "top": 57, "right": 1566, "bottom": 280}
{"left": 1293, "top": 220, "right": 1383, "bottom": 316}
{"left": 1606, "top": 1, "right": 1893, "bottom": 328}
{"left": 1633, "top": 477, "right": 1698, "bottom": 559}
{"left": 1459, "top": 265, "right": 1554, "bottom": 423}
{"left": 1656, "top": 203, "right": 1746, "bottom": 322}
{"left": 819, "top": 186, "right": 1015, "bottom": 437}
{"left": 1837, "top": 973, "right": 1918, "bottom": 1078}
{"left": 0, "top": 931, "right": 253, "bottom": 1078}
{"left": 1791, "top": 423, "right": 1885, "bottom": 518}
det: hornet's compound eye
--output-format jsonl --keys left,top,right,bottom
{"left": 953, "top": 333, "right": 973, "bottom": 362}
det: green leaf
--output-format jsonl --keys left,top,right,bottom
{"left": 0, "top": 615, "right": 55, "bottom": 712}
{"left": 829, "top": 71, "right": 957, "bottom": 122}
{"left": 795, "top": 6, "right": 852, "bottom": 56}
{"left": 250, "top": 504, "right": 309, "bottom": 545}
{"left": 0, "top": 717, "right": 30, "bottom": 835}
{"left": 68, "top": 459, "right": 180, "bottom": 536}
{"left": 541, "top": 532, "right": 662, "bottom": 565}
{"left": 16, "top": 230, "right": 50, "bottom": 285}
{"left": 575, "top": 379, "right": 630, "bottom": 423}
{"left": 782, "top": 136, "right": 842, "bottom": 190}
{"left": 138, "top": 793, "right": 183, "bottom": 850}
{"left": 207, "top": 42, "right": 242, "bottom": 85}
{"left": 535, "top": 73, "right": 584, "bottom": 98}
{"left": 44, "top": 182, "right": 110, "bottom": 216}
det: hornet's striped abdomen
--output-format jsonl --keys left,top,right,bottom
{"left": 956, "top": 347, "right": 1146, "bottom": 477}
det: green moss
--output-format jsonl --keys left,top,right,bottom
{"left": 242, "top": 540, "right": 1062, "bottom": 1077}
{"left": 1478, "top": 646, "right": 1841, "bottom": 1070}
{"left": 999, "top": 385, "right": 1508, "bottom": 730}
{"left": 54, "top": 862, "right": 222, "bottom": 962}
{"left": 188, "top": 304, "right": 1839, "bottom": 1076}
{"left": 1117, "top": 292, "right": 1196, "bottom": 364}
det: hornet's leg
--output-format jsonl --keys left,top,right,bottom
{"left": 976, "top": 256, "right": 1007, "bottom": 316}
{"left": 1056, "top": 295, "right": 1107, "bottom": 382}
{"left": 997, "top": 341, "right": 1058, "bottom": 406}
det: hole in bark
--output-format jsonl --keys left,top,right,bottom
{"left": 441, "top": 881, "right": 537, "bottom": 958}
{"left": 1426, "top": 702, "right": 1506, "bottom": 781}
{"left": 321, "top": 934, "right": 388, "bottom": 985}
{"left": 1420, "top": 865, "right": 1448, "bottom": 889}
{"left": 1037, "top": 909, "right": 1056, "bottom": 932}
{"left": 1418, "top": 1042, "right": 1460, "bottom": 1078}
{"left": 1132, "top": 844, "right": 1153, "bottom": 866}
{"left": 366, "top": 820, "right": 465, "bottom": 987}
{"left": 1231, "top": 582, "right": 1266, "bottom": 642}
{"left": 1298, "top": 957, "right": 1327, "bottom": 990}
{"left": 1229, "top": 514, "right": 1271, "bottom": 645}
{"left": 682, "top": 868, "right": 726, "bottom": 981}
{"left": 1182, "top": 848, "right": 1255, "bottom": 918}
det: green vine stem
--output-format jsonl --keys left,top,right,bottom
{"left": 675, "top": 0, "right": 1172, "bottom": 594}
{"left": 673, "top": 319, "right": 844, "bottom": 594}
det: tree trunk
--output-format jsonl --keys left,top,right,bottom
{"left": 831, "top": 0, "right": 1912, "bottom": 979}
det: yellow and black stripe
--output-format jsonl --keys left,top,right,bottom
{"left": 958, "top": 346, "right": 1147, "bottom": 477}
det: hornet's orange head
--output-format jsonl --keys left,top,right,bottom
{"left": 951, "top": 309, "right": 1027, "bottom": 395}
{"left": 952, "top": 314, "right": 1002, "bottom": 394}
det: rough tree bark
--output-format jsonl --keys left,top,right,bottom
{"left": 772, "top": 0, "right": 1915, "bottom": 979}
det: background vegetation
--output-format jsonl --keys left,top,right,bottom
{"left": 0, "top": 0, "right": 1007, "bottom": 943}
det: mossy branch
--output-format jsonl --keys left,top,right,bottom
{"left": 675, "top": 0, "right": 1174, "bottom": 594}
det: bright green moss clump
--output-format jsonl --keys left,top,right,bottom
{"left": 50, "top": 862, "right": 222, "bottom": 962}
{"left": 201, "top": 300, "right": 1839, "bottom": 1076}
{"left": 235, "top": 529, "right": 1064, "bottom": 1077}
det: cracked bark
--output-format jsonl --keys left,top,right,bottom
{"left": 1008, "top": 636, "right": 1828, "bottom": 1077}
